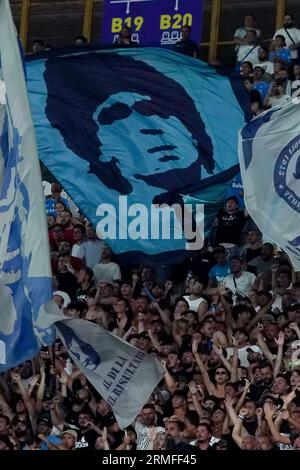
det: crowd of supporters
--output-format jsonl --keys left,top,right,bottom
{"left": 1, "top": 13, "right": 300, "bottom": 451}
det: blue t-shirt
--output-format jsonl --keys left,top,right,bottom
{"left": 39, "top": 435, "right": 62, "bottom": 450}
{"left": 208, "top": 263, "right": 231, "bottom": 283}
{"left": 269, "top": 48, "right": 291, "bottom": 63}
{"left": 253, "top": 81, "right": 270, "bottom": 101}
{"left": 45, "top": 196, "right": 69, "bottom": 215}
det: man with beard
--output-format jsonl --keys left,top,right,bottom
{"left": 56, "top": 240, "right": 84, "bottom": 275}
{"left": 248, "top": 365, "right": 266, "bottom": 402}
{"left": 272, "top": 13, "right": 300, "bottom": 65}
{"left": 134, "top": 404, "right": 165, "bottom": 450}
{"left": 75, "top": 411, "right": 99, "bottom": 449}
{"left": 65, "top": 388, "right": 92, "bottom": 426}
{"left": 180, "top": 350, "right": 196, "bottom": 382}
{"left": 196, "top": 423, "right": 213, "bottom": 450}
{"left": 0, "top": 415, "right": 10, "bottom": 439}
{"left": 242, "top": 399, "right": 258, "bottom": 435}
{"left": 60, "top": 209, "right": 75, "bottom": 245}
{"left": 11, "top": 416, "right": 31, "bottom": 449}
{"left": 259, "top": 362, "right": 274, "bottom": 389}
{"left": 166, "top": 351, "right": 184, "bottom": 382}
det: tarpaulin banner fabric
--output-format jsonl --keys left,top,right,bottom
{"left": 26, "top": 47, "right": 248, "bottom": 262}
{"left": 239, "top": 99, "right": 300, "bottom": 271}
{"left": 101, "top": 0, "right": 204, "bottom": 46}
{"left": 0, "top": 0, "right": 57, "bottom": 371}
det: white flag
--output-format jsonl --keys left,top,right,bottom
{"left": 238, "top": 99, "right": 300, "bottom": 270}
{"left": 0, "top": 0, "right": 56, "bottom": 371}
{"left": 52, "top": 317, "right": 164, "bottom": 429}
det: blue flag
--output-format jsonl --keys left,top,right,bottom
{"left": 0, "top": 0, "right": 56, "bottom": 371}
{"left": 27, "top": 46, "right": 249, "bottom": 262}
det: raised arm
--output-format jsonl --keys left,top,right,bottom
{"left": 188, "top": 381, "right": 203, "bottom": 417}
{"left": 192, "top": 340, "right": 215, "bottom": 395}
{"left": 264, "top": 403, "right": 291, "bottom": 445}
{"left": 273, "top": 331, "right": 285, "bottom": 377}
{"left": 232, "top": 407, "right": 248, "bottom": 448}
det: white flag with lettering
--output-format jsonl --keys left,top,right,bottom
{"left": 239, "top": 99, "right": 300, "bottom": 271}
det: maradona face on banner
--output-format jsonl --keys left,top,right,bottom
{"left": 27, "top": 48, "right": 246, "bottom": 256}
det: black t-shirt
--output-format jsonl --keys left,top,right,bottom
{"left": 175, "top": 39, "right": 198, "bottom": 57}
{"left": 244, "top": 247, "right": 262, "bottom": 263}
{"left": 76, "top": 284, "right": 93, "bottom": 301}
{"left": 216, "top": 210, "right": 246, "bottom": 246}
{"left": 75, "top": 430, "right": 98, "bottom": 450}
{"left": 57, "top": 272, "right": 79, "bottom": 301}
{"left": 243, "top": 419, "right": 257, "bottom": 436}
{"left": 189, "top": 251, "right": 215, "bottom": 284}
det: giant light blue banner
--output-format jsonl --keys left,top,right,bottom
{"left": 26, "top": 47, "right": 249, "bottom": 262}
{"left": 101, "top": 0, "right": 204, "bottom": 46}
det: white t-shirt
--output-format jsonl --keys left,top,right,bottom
{"left": 269, "top": 94, "right": 292, "bottom": 108}
{"left": 224, "top": 271, "right": 257, "bottom": 298}
{"left": 226, "top": 345, "right": 262, "bottom": 367}
{"left": 135, "top": 422, "right": 165, "bottom": 450}
{"left": 273, "top": 27, "right": 300, "bottom": 59}
{"left": 81, "top": 239, "right": 106, "bottom": 269}
{"left": 237, "top": 44, "right": 260, "bottom": 66}
{"left": 183, "top": 295, "right": 207, "bottom": 312}
{"left": 255, "top": 60, "right": 274, "bottom": 75}
{"left": 71, "top": 243, "right": 84, "bottom": 259}
{"left": 93, "top": 261, "right": 121, "bottom": 283}
{"left": 234, "top": 27, "right": 261, "bottom": 40}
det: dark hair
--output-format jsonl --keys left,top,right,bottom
{"left": 33, "top": 39, "right": 44, "bottom": 46}
{"left": 142, "top": 403, "right": 155, "bottom": 411}
{"left": 198, "top": 422, "right": 212, "bottom": 434}
{"left": 80, "top": 266, "right": 94, "bottom": 281}
{"left": 258, "top": 46, "right": 268, "bottom": 53}
{"left": 44, "top": 52, "right": 215, "bottom": 199}
{"left": 247, "top": 29, "right": 257, "bottom": 36}
{"left": 75, "top": 35, "right": 88, "bottom": 44}
{"left": 285, "top": 13, "right": 294, "bottom": 20}
{"left": 275, "top": 34, "right": 286, "bottom": 43}
{"left": 73, "top": 223, "right": 86, "bottom": 234}
{"left": 242, "top": 61, "right": 253, "bottom": 69}
{"left": 185, "top": 410, "right": 199, "bottom": 427}
{"left": 62, "top": 209, "right": 72, "bottom": 216}
{"left": 245, "top": 13, "right": 256, "bottom": 20}
{"left": 232, "top": 304, "right": 255, "bottom": 321}
{"left": 224, "top": 195, "right": 239, "bottom": 206}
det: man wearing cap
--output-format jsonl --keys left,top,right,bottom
{"left": 214, "top": 196, "right": 248, "bottom": 251}
{"left": 226, "top": 328, "right": 262, "bottom": 367}
{"left": 38, "top": 418, "right": 62, "bottom": 450}
{"left": 39, "top": 429, "right": 77, "bottom": 450}
{"left": 264, "top": 79, "right": 292, "bottom": 108}
{"left": 223, "top": 256, "right": 256, "bottom": 303}
{"left": 208, "top": 246, "right": 231, "bottom": 287}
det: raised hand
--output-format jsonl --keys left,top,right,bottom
{"left": 165, "top": 280, "right": 173, "bottom": 292}
{"left": 188, "top": 381, "right": 197, "bottom": 395}
{"left": 192, "top": 339, "right": 199, "bottom": 355}
{"left": 59, "top": 370, "right": 68, "bottom": 385}
{"left": 212, "top": 343, "right": 223, "bottom": 356}
{"left": 275, "top": 331, "right": 285, "bottom": 347}
{"left": 11, "top": 372, "right": 21, "bottom": 383}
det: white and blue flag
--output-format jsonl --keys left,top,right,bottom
{"left": 239, "top": 99, "right": 300, "bottom": 271}
{"left": 0, "top": 3, "right": 164, "bottom": 425}
{"left": 0, "top": 0, "right": 56, "bottom": 370}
